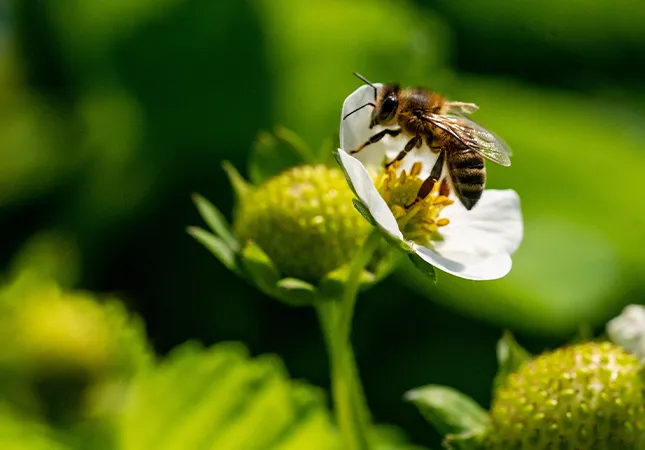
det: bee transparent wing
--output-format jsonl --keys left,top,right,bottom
{"left": 445, "top": 101, "right": 479, "bottom": 115}
{"left": 423, "top": 113, "right": 512, "bottom": 166}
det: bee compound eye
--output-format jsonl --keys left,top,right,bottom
{"left": 380, "top": 94, "right": 398, "bottom": 119}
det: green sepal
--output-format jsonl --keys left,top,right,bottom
{"left": 352, "top": 199, "right": 376, "bottom": 226}
{"left": 238, "top": 241, "right": 282, "bottom": 296}
{"left": 316, "top": 132, "right": 337, "bottom": 166}
{"left": 369, "top": 248, "right": 401, "bottom": 287}
{"left": 273, "top": 126, "right": 315, "bottom": 163}
{"left": 444, "top": 430, "right": 485, "bottom": 450}
{"left": 191, "top": 193, "right": 239, "bottom": 251}
{"left": 492, "top": 331, "right": 532, "bottom": 393}
{"left": 188, "top": 227, "right": 239, "bottom": 273}
{"left": 372, "top": 424, "right": 430, "bottom": 450}
{"left": 404, "top": 385, "right": 487, "bottom": 437}
{"left": 407, "top": 252, "right": 437, "bottom": 283}
{"left": 318, "top": 263, "right": 375, "bottom": 300}
{"left": 570, "top": 322, "right": 594, "bottom": 344}
{"left": 274, "top": 278, "right": 317, "bottom": 307}
{"left": 238, "top": 243, "right": 327, "bottom": 308}
{"left": 222, "top": 161, "right": 251, "bottom": 201}
{"left": 248, "top": 128, "right": 310, "bottom": 185}
{"left": 318, "top": 265, "right": 352, "bottom": 299}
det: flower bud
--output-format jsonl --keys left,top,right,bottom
{"left": 485, "top": 342, "right": 645, "bottom": 449}
{"left": 234, "top": 165, "right": 371, "bottom": 282}
{"left": 12, "top": 289, "right": 113, "bottom": 377}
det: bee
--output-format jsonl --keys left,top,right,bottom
{"left": 344, "top": 73, "right": 511, "bottom": 210}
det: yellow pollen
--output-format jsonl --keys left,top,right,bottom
{"left": 375, "top": 160, "right": 453, "bottom": 248}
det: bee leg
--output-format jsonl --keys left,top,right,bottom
{"left": 350, "top": 128, "right": 401, "bottom": 155}
{"left": 385, "top": 135, "right": 422, "bottom": 168}
{"left": 406, "top": 150, "right": 446, "bottom": 208}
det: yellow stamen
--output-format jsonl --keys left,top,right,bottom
{"left": 410, "top": 162, "right": 422, "bottom": 177}
{"left": 398, "top": 204, "right": 422, "bottom": 227}
{"left": 391, "top": 205, "right": 406, "bottom": 218}
{"left": 433, "top": 195, "right": 449, "bottom": 205}
{"left": 375, "top": 160, "right": 454, "bottom": 248}
{"left": 421, "top": 224, "right": 437, "bottom": 234}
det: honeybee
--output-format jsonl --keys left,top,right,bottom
{"left": 344, "top": 73, "right": 511, "bottom": 210}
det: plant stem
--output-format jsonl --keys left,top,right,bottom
{"left": 317, "top": 230, "right": 382, "bottom": 450}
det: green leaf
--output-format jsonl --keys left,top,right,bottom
{"left": 492, "top": 332, "right": 531, "bottom": 393}
{"left": 191, "top": 193, "right": 239, "bottom": 251}
{"left": 405, "top": 385, "right": 487, "bottom": 437}
{"left": 222, "top": 161, "right": 251, "bottom": 201}
{"left": 187, "top": 227, "right": 238, "bottom": 273}
{"left": 407, "top": 253, "right": 437, "bottom": 283}
{"left": 239, "top": 240, "right": 281, "bottom": 296}
{"left": 274, "top": 278, "right": 317, "bottom": 307}
{"left": 118, "top": 342, "right": 341, "bottom": 450}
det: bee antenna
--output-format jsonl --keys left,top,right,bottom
{"left": 353, "top": 72, "right": 377, "bottom": 100}
{"left": 343, "top": 102, "right": 376, "bottom": 120}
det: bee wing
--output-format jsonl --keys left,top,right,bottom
{"left": 423, "top": 113, "right": 512, "bottom": 166}
{"left": 445, "top": 101, "right": 479, "bottom": 115}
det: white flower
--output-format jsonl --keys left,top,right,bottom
{"left": 607, "top": 305, "right": 645, "bottom": 362}
{"left": 335, "top": 84, "right": 523, "bottom": 280}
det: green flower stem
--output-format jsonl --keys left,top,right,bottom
{"left": 317, "top": 229, "right": 382, "bottom": 450}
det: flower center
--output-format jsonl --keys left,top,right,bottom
{"left": 376, "top": 162, "right": 454, "bottom": 247}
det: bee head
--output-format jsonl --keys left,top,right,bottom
{"left": 372, "top": 84, "right": 400, "bottom": 128}
{"left": 343, "top": 74, "right": 399, "bottom": 127}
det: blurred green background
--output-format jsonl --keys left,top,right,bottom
{"left": 1, "top": 0, "right": 645, "bottom": 448}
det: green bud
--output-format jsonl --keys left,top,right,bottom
{"left": 234, "top": 165, "right": 371, "bottom": 283}
{"left": 485, "top": 341, "right": 645, "bottom": 450}
{"left": 12, "top": 289, "right": 115, "bottom": 377}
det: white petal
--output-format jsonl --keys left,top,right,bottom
{"left": 437, "top": 189, "right": 523, "bottom": 256}
{"left": 607, "top": 305, "right": 645, "bottom": 361}
{"left": 340, "top": 84, "right": 383, "bottom": 153}
{"left": 413, "top": 243, "right": 512, "bottom": 280}
{"left": 336, "top": 149, "right": 403, "bottom": 240}
{"left": 340, "top": 83, "right": 440, "bottom": 178}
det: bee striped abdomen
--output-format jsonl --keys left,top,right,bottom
{"left": 447, "top": 147, "right": 486, "bottom": 210}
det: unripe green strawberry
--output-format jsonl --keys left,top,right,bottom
{"left": 485, "top": 342, "right": 645, "bottom": 450}
{"left": 234, "top": 165, "right": 371, "bottom": 283}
